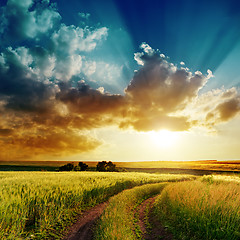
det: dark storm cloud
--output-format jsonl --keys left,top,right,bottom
{"left": 57, "top": 81, "right": 125, "bottom": 115}
{"left": 0, "top": 47, "right": 56, "bottom": 112}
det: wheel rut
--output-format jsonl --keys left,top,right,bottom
{"left": 136, "top": 195, "right": 173, "bottom": 240}
{"left": 62, "top": 201, "right": 107, "bottom": 240}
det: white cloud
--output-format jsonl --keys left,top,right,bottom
{"left": 140, "top": 42, "right": 153, "bottom": 54}
{"left": 51, "top": 24, "right": 108, "bottom": 54}
{"left": 1, "top": 0, "right": 61, "bottom": 41}
{"left": 51, "top": 24, "right": 108, "bottom": 81}
{"left": 134, "top": 52, "right": 144, "bottom": 66}
{"left": 90, "top": 61, "right": 122, "bottom": 85}
{"left": 207, "top": 69, "right": 214, "bottom": 79}
{"left": 82, "top": 60, "right": 96, "bottom": 76}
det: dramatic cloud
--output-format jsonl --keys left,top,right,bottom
{"left": 0, "top": 126, "right": 101, "bottom": 160}
{"left": 203, "top": 88, "right": 240, "bottom": 126}
{"left": 57, "top": 81, "right": 125, "bottom": 115}
{"left": 0, "top": 46, "right": 56, "bottom": 112}
{"left": 122, "top": 43, "right": 210, "bottom": 131}
{"left": 51, "top": 24, "right": 108, "bottom": 81}
{"left": 0, "top": 0, "right": 110, "bottom": 159}
{"left": 0, "top": 0, "right": 240, "bottom": 160}
{"left": 0, "top": 0, "right": 60, "bottom": 43}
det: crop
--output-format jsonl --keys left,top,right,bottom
{"left": 0, "top": 171, "right": 192, "bottom": 239}
{"left": 94, "top": 182, "right": 167, "bottom": 240}
{"left": 94, "top": 174, "right": 193, "bottom": 240}
{"left": 154, "top": 175, "right": 240, "bottom": 240}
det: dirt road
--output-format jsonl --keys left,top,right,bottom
{"left": 63, "top": 192, "right": 172, "bottom": 240}
{"left": 63, "top": 202, "right": 107, "bottom": 240}
{"left": 136, "top": 196, "right": 173, "bottom": 240}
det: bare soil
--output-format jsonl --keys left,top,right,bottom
{"left": 136, "top": 196, "right": 173, "bottom": 240}
{"left": 62, "top": 202, "right": 107, "bottom": 240}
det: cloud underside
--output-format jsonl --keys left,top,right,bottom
{"left": 0, "top": 1, "right": 240, "bottom": 159}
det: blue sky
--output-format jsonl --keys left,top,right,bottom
{"left": 0, "top": 0, "right": 240, "bottom": 161}
{"left": 1, "top": 0, "right": 240, "bottom": 91}
{"left": 58, "top": 0, "right": 240, "bottom": 94}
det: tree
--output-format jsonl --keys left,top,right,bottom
{"left": 96, "top": 161, "right": 116, "bottom": 172}
{"left": 106, "top": 161, "right": 116, "bottom": 171}
{"left": 96, "top": 161, "right": 107, "bottom": 171}
{"left": 59, "top": 163, "right": 74, "bottom": 171}
{"left": 78, "top": 162, "right": 88, "bottom": 171}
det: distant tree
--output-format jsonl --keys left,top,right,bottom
{"left": 78, "top": 162, "right": 88, "bottom": 171}
{"left": 96, "top": 161, "right": 117, "bottom": 172}
{"left": 96, "top": 161, "right": 107, "bottom": 171}
{"left": 106, "top": 161, "right": 116, "bottom": 172}
{"left": 59, "top": 163, "right": 74, "bottom": 171}
{"left": 73, "top": 165, "right": 80, "bottom": 171}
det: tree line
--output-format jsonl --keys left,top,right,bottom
{"left": 59, "top": 161, "right": 119, "bottom": 172}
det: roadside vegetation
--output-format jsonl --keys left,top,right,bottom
{"left": 94, "top": 182, "right": 168, "bottom": 240}
{"left": 154, "top": 175, "right": 240, "bottom": 240}
{"left": 94, "top": 174, "right": 194, "bottom": 240}
{"left": 0, "top": 171, "right": 192, "bottom": 239}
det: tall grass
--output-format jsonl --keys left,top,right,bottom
{"left": 154, "top": 175, "right": 240, "bottom": 240}
{"left": 94, "top": 174, "right": 194, "bottom": 240}
{"left": 0, "top": 171, "right": 192, "bottom": 239}
{"left": 94, "top": 182, "right": 168, "bottom": 240}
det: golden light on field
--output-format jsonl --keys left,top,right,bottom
{"left": 148, "top": 130, "right": 179, "bottom": 148}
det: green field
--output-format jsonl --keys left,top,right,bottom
{"left": 0, "top": 171, "right": 192, "bottom": 239}
{"left": 1, "top": 171, "right": 240, "bottom": 240}
{"left": 95, "top": 182, "right": 168, "bottom": 240}
{"left": 154, "top": 175, "right": 240, "bottom": 240}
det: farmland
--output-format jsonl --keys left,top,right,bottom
{"left": 154, "top": 175, "right": 240, "bottom": 240}
{"left": 1, "top": 167, "right": 240, "bottom": 240}
{"left": 0, "top": 171, "right": 192, "bottom": 239}
{"left": 1, "top": 160, "right": 240, "bottom": 174}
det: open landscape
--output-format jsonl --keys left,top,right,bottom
{"left": 0, "top": 162, "right": 240, "bottom": 239}
{"left": 1, "top": 0, "right": 240, "bottom": 239}
{"left": 0, "top": 170, "right": 194, "bottom": 239}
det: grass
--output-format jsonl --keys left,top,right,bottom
{"left": 94, "top": 174, "right": 194, "bottom": 240}
{"left": 94, "top": 183, "right": 168, "bottom": 240}
{"left": 0, "top": 171, "right": 192, "bottom": 239}
{"left": 154, "top": 175, "right": 240, "bottom": 240}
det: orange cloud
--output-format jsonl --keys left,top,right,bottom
{"left": 0, "top": 42, "right": 240, "bottom": 160}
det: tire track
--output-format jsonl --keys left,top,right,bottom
{"left": 63, "top": 202, "right": 107, "bottom": 240}
{"left": 136, "top": 196, "right": 173, "bottom": 240}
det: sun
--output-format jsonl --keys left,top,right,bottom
{"left": 148, "top": 130, "right": 179, "bottom": 147}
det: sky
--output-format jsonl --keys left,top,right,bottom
{"left": 0, "top": 0, "right": 240, "bottom": 161}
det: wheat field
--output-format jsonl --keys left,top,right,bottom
{"left": 0, "top": 171, "right": 192, "bottom": 239}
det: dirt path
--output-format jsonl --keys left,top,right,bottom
{"left": 63, "top": 192, "right": 172, "bottom": 240}
{"left": 136, "top": 196, "right": 173, "bottom": 240}
{"left": 62, "top": 202, "right": 107, "bottom": 240}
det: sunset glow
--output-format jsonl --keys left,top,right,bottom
{"left": 148, "top": 130, "right": 179, "bottom": 148}
{"left": 0, "top": 0, "right": 240, "bottom": 161}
